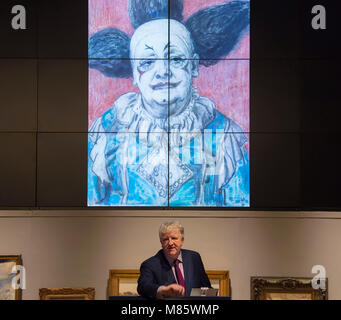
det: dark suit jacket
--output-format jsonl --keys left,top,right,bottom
{"left": 137, "top": 249, "right": 211, "bottom": 299}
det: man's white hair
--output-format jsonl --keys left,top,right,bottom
{"left": 159, "top": 220, "right": 184, "bottom": 239}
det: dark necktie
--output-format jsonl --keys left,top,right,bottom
{"left": 174, "top": 259, "right": 185, "bottom": 291}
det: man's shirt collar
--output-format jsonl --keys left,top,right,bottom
{"left": 165, "top": 251, "right": 183, "bottom": 266}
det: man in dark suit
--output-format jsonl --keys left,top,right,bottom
{"left": 137, "top": 220, "right": 211, "bottom": 299}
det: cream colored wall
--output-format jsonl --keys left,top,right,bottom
{"left": 0, "top": 210, "right": 340, "bottom": 300}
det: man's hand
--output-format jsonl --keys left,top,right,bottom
{"left": 161, "top": 284, "right": 185, "bottom": 296}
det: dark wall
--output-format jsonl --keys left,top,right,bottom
{"left": 251, "top": 0, "right": 341, "bottom": 209}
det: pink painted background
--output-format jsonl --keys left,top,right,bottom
{"left": 88, "top": 0, "right": 250, "bottom": 142}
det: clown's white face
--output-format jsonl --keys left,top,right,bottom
{"left": 131, "top": 24, "right": 199, "bottom": 118}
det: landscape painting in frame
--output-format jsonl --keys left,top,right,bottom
{"left": 88, "top": 0, "right": 250, "bottom": 207}
{"left": 251, "top": 277, "right": 328, "bottom": 300}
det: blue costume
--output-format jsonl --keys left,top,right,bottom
{"left": 88, "top": 89, "right": 249, "bottom": 207}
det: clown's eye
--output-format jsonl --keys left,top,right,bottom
{"left": 170, "top": 56, "right": 187, "bottom": 68}
{"left": 137, "top": 60, "right": 155, "bottom": 72}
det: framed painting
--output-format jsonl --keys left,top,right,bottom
{"left": 39, "top": 287, "right": 95, "bottom": 300}
{"left": 206, "top": 270, "right": 230, "bottom": 297}
{"left": 0, "top": 255, "right": 23, "bottom": 300}
{"left": 109, "top": 269, "right": 230, "bottom": 296}
{"left": 109, "top": 270, "right": 140, "bottom": 296}
{"left": 250, "top": 277, "right": 328, "bottom": 300}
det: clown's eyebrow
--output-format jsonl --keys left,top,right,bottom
{"left": 144, "top": 44, "right": 154, "bottom": 51}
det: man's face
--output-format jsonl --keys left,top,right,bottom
{"left": 160, "top": 228, "right": 184, "bottom": 259}
{"left": 131, "top": 29, "right": 198, "bottom": 116}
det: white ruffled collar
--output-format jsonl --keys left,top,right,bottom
{"left": 128, "top": 88, "right": 216, "bottom": 133}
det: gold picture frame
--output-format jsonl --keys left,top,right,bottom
{"left": 250, "top": 277, "right": 328, "bottom": 300}
{"left": 109, "top": 269, "right": 230, "bottom": 297}
{"left": 109, "top": 270, "right": 140, "bottom": 296}
{"left": 0, "top": 255, "right": 23, "bottom": 300}
{"left": 206, "top": 270, "right": 230, "bottom": 297}
{"left": 39, "top": 287, "right": 95, "bottom": 300}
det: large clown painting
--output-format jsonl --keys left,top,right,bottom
{"left": 88, "top": 0, "right": 250, "bottom": 207}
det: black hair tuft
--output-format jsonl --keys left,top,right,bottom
{"left": 185, "top": 1, "right": 250, "bottom": 66}
{"left": 129, "top": 0, "right": 184, "bottom": 29}
{"left": 89, "top": 28, "right": 132, "bottom": 78}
